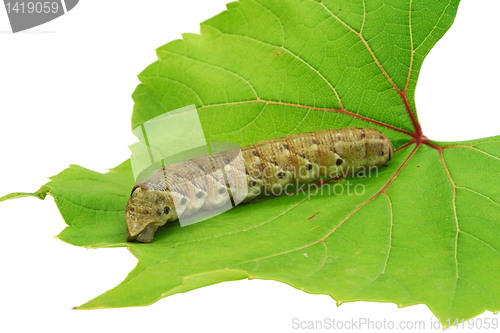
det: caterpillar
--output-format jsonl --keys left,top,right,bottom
{"left": 125, "top": 127, "right": 393, "bottom": 243}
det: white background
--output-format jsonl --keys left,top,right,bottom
{"left": 0, "top": 0, "right": 499, "bottom": 332}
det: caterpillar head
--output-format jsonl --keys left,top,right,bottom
{"left": 125, "top": 184, "right": 177, "bottom": 243}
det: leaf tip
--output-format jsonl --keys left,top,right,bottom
{"left": 0, "top": 190, "right": 46, "bottom": 203}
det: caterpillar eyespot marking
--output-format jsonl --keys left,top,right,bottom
{"left": 125, "top": 127, "right": 394, "bottom": 243}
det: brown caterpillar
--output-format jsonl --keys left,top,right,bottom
{"left": 125, "top": 127, "right": 393, "bottom": 243}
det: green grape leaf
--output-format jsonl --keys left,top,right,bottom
{"left": 2, "top": 0, "right": 499, "bottom": 327}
